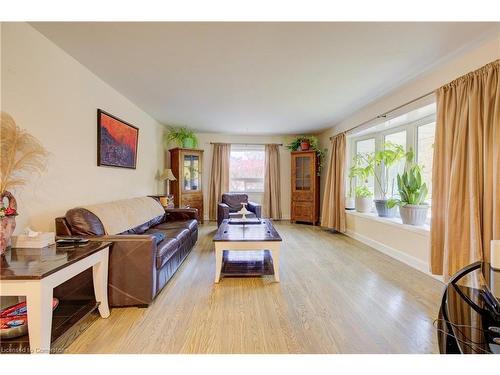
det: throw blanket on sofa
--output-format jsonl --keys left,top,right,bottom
{"left": 82, "top": 197, "right": 165, "bottom": 235}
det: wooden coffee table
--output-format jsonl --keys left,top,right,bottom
{"left": 213, "top": 219, "right": 282, "bottom": 283}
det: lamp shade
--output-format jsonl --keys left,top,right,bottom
{"left": 159, "top": 169, "right": 177, "bottom": 181}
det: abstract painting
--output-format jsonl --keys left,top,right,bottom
{"left": 97, "top": 109, "right": 139, "bottom": 169}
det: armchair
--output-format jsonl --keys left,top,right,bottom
{"left": 217, "top": 193, "right": 262, "bottom": 226}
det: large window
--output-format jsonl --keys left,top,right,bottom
{"left": 348, "top": 103, "right": 436, "bottom": 215}
{"left": 229, "top": 145, "right": 265, "bottom": 193}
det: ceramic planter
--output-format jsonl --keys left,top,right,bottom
{"left": 374, "top": 199, "right": 397, "bottom": 218}
{"left": 182, "top": 137, "right": 195, "bottom": 149}
{"left": 355, "top": 197, "right": 372, "bottom": 213}
{"left": 0, "top": 191, "right": 17, "bottom": 255}
{"left": 345, "top": 197, "right": 355, "bottom": 210}
{"left": 300, "top": 141, "right": 310, "bottom": 151}
{"left": 399, "top": 204, "right": 429, "bottom": 226}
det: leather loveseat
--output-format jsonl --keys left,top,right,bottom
{"left": 55, "top": 197, "right": 198, "bottom": 307}
{"left": 217, "top": 193, "right": 262, "bottom": 227}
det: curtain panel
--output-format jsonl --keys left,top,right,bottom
{"left": 430, "top": 59, "right": 500, "bottom": 280}
{"left": 208, "top": 143, "right": 231, "bottom": 221}
{"left": 320, "top": 133, "right": 346, "bottom": 232}
{"left": 263, "top": 144, "right": 282, "bottom": 219}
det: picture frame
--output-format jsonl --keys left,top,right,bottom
{"left": 97, "top": 109, "right": 139, "bottom": 169}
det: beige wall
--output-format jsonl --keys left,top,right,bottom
{"left": 317, "top": 34, "right": 500, "bottom": 275}
{"left": 165, "top": 133, "right": 293, "bottom": 221}
{"left": 1, "top": 23, "right": 166, "bottom": 233}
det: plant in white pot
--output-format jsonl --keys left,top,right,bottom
{"left": 349, "top": 152, "right": 374, "bottom": 213}
{"left": 387, "top": 165, "right": 429, "bottom": 226}
{"left": 372, "top": 142, "right": 409, "bottom": 218}
{"left": 354, "top": 185, "right": 373, "bottom": 213}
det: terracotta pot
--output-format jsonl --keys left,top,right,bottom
{"left": 300, "top": 140, "right": 310, "bottom": 151}
{"left": 1, "top": 191, "right": 17, "bottom": 255}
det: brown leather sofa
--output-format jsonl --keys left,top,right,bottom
{"left": 55, "top": 199, "right": 198, "bottom": 307}
{"left": 217, "top": 193, "right": 262, "bottom": 226}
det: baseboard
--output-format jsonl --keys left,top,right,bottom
{"left": 344, "top": 229, "right": 443, "bottom": 283}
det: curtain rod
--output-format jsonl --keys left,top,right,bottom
{"left": 209, "top": 142, "right": 283, "bottom": 146}
{"left": 330, "top": 90, "right": 435, "bottom": 140}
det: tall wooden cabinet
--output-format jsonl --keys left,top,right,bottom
{"left": 169, "top": 148, "right": 204, "bottom": 223}
{"left": 291, "top": 150, "right": 320, "bottom": 225}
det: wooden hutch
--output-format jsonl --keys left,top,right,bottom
{"left": 290, "top": 150, "right": 320, "bottom": 225}
{"left": 168, "top": 147, "right": 204, "bottom": 223}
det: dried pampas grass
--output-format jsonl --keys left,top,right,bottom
{"left": 1, "top": 112, "right": 49, "bottom": 193}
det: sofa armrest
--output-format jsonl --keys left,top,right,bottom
{"left": 85, "top": 235, "right": 157, "bottom": 306}
{"left": 164, "top": 207, "right": 199, "bottom": 221}
{"left": 217, "top": 203, "right": 230, "bottom": 226}
{"left": 247, "top": 201, "right": 262, "bottom": 218}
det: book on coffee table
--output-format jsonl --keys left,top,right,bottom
{"left": 228, "top": 218, "right": 262, "bottom": 225}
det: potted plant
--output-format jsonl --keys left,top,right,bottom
{"left": 349, "top": 152, "right": 374, "bottom": 213}
{"left": 0, "top": 112, "right": 48, "bottom": 255}
{"left": 166, "top": 126, "right": 199, "bottom": 149}
{"left": 345, "top": 168, "right": 356, "bottom": 210}
{"left": 387, "top": 165, "right": 429, "bottom": 226}
{"left": 287, "top": 135, "right": 327, "bottom": 175}
{"left": 372, "top": 141, "right": 409, "bottom": 217}
{"left": 355, "top": 185, "right": 373, "bottom": 213}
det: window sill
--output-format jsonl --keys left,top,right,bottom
{"left": 345, "top": 210, "right": 430, "bottom": 235}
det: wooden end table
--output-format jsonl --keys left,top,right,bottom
{"left": 0, "top": 241, "right": 111, "bottom": 354}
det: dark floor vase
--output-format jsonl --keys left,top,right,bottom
{"left": 374, "top": 199, "right": 396, "bottom": 217}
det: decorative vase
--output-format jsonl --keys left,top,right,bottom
{"left": 355, "top": 197, "right": 372, "bottom": 213}
{"left": 399, "top": 204, "right": 429, "bottom": 226}
{"left": 0, "top": 191, "right": 17, "bottom": 255}
{"left": 300, "top": 140, "right": 310, "bottom": 151}
{"left": 374, "top": 199, "right": 397, "bottom": 218}
{"left": 182, "top": 137, "right": 195, "bottom": 149}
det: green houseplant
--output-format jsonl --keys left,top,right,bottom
{"left": 372, "top": 141, "right": 411, "bottom": 217}
{"left": 166, "top": 127, "right": 198, "bottom": 149}
{"left": 387, "top": 164, "right": 429, "bottom": 226}
{"left": 349, "top": 152, "right": 374, "bottom": 213}
{"left": 286, "top": 135, "right": 327, "bottom": 175}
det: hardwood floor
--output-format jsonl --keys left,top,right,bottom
{"left": 65, "top": 222, "right": 443, "bottom": 354}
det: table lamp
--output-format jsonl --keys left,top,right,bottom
{"left": 159, "top": 169, "right": 177, "bottom": 207}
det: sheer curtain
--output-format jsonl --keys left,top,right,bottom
{"left": 263, "top": 144, "right": 282, "bottom": 219}
{"left": 320, "top": 133, "right": 346, "bottom": 232}
{"left": 430, "top": 59, "right": 500, "bottom": 280}
{"left": 208, "top": 143, "right": 230, "bottom": 221}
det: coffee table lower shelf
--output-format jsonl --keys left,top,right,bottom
{"left": 221, "top": 250, "right": 275, "bottom": 277}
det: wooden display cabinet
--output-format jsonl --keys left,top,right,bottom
{"left": 290, "top": 150, "right": 320, "bottom": 225}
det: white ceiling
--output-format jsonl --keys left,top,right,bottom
{"left": 31, "top": 22, "right": 498, "bottom": 135}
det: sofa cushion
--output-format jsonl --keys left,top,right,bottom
{"left": 65, "top": 208, "right": 105, "bottom": 236}
{"left": 222, "top": 193, "right": 248, "bottom": 212}
{"left": 155, "top": 237, "right": 179, "bottom": 269}
{"left": 82, "top": 197, "right": 165, "bottom": 234}
{"left": 120, "top": 214, "right": 166, "bottom": 235}
{"left": 155, "top": 219, "right": 197, "bottom": 232}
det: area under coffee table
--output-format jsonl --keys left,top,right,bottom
{"left": 213, "top": 219, "right": 282, "bottom": 283}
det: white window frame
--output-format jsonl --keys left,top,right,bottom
{"left": 348, "top": 113, "right": 436, "bottom": 200}
{"left": 229, "top": 144, "right": 265, "bottom": 194}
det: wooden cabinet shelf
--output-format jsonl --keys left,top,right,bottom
{"left": 169, "top": 148, "right": 204, "bottom": 223}
{"left": 291, "top": 151, "right": 319, "bottom": 225}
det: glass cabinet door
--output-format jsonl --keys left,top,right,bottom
{"left": 183, "top": 153, "right": 201, "bottom": 191}
{"left": 295, "top": 155, "right": 311, "bottom": 191}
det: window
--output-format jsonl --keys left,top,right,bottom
{"left": 354, "top": 138, "right": 375, "bottom": 196}
{"left": 348, "top": 102, "right": 436, "bottom": 217}
{"left": 229, "top": 145, "right": 265, "bottom": 193}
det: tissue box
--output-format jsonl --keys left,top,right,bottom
{"left": 11, "top": 232, "right": 55, "bottom": 248}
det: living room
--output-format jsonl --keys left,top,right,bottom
{"left": 1, "top": 0, "right": 500, "bottom": 372}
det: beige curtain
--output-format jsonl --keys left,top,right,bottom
{"left": 320, "top": 133, "right": 346, "bottom": 232}
{"left": 431, "top": 59, "right": 500, "bottom": 280}
{"left": 208, "top": 143, "right": 230, "bottom": 220}
{"left": 263, "top": 144, "right": 282, "bottom": 219}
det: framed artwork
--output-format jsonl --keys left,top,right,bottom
{"left": 97, "top": 109, "right": 139, "bottom": 169}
